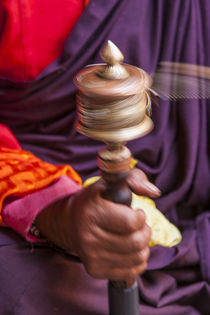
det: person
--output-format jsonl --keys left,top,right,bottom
{"left": 0, "top": 0, "right": 209, "bottom": 314}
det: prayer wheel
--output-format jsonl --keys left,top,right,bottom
{"left": 74, "top": 40, "right": 153, "bottom": 315}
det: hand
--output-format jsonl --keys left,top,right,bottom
{"left": 36, "top": 168, "right": 160, "bottom": 281}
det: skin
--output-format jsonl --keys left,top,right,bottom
{"left": 36, "top": 168, "right": 161, "bottom": 281}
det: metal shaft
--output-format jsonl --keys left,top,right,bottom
{"left": 108, "top": 280, "right": 139, "bottom": 315}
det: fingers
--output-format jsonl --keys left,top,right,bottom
{"left": 59, "top": 181, "right": 153, "bottom": 281}
{"left": 83, "top": 182, "right": 150, "bottom": 237}
{"left": 77, "top": 185, "right": 142, "bottom": 235}
{"left": 103, "top": 247, "right": 150, "bottom": 269}
{"left": 127, "top": 168, "right": 161, "bottom": 198}
{"left": 94, "top": 199, "right": 147, "bottom": 235}
{"left": 79, "top": 210, "right": 151, "bottom": 280}
{"left": 104, "top": 262, "right": 148, "bottom": 280}
{"left": 84, "top": 247, "right": 150, "bottom": 280}
{"left": 92, "top": 221, "right": 151, "bottom": 254}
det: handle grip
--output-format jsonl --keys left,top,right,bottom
{"left": 108, "top": 280, "right": 139, "bottom": 315}
{"left": 101, "top": 171, "right": 132, "bottom": 206}
{"left": 101, "top": 171, "right": 140, "bottom": 315}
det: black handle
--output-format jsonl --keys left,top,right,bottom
{"left": 101, "top": 170, "right": 140, "bottom": 315}
{"left": 108, "top": 280, "right": 139, "bottom": 315}
{"left": 101, "top": 171, "right": 132, "bottom": 206}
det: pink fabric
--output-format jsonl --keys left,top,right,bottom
{"left": 2, "top": 176, "right": 81, "bottom": 242}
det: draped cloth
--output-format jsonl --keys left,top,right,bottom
{"left": 0, "top": 0, "right": 210, "bottom": 314}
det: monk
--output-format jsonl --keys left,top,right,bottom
{"left": 0, "top": 0, "right": 209, "bottom": 314}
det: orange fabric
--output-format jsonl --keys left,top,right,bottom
{"left": 0, "top": 147, "right": 82, "bottom": 226}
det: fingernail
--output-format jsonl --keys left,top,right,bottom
{"left": 144, "top": 182, "right": 161, "bottom": 196}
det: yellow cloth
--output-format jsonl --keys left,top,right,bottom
{"left": 83, "top": 176, "right": 182, "bottom": 248}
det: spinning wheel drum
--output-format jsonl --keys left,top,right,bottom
{"left": 74, "top": 41, "right": 154, "bottom": 315}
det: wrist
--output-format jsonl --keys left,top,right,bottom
{"left": 35, "top": 196, "right": 73, "bottom": 250}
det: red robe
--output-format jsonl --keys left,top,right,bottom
{"left": 0, "top": 0, "right": 87, "bottom": 227}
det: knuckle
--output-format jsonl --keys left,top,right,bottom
{"left": 138, "top": 261, "right": 148, "bottom": 275}
{"left": 128, "top": 262, "right": 148, "bottom": 278}
{"left": 87, "top": 250, "right": 98, "bottom": 262}
{"left": 143, "top": 224, "right": 152, "bottom": 243}
{"left": 130, "top": 231, "right": 145, "bottom": 251}
{"left": 128, "top": 267, "right": 140, "bottom": 279}
{"left": 130, "top": 224, "right": 151, "bottom": 249}
{"left": 140, "top": 247, "right": 150, "bottom": 263}
{"left": 135, "top": 168, "right": 148, "bottom": 180}
{"left": 129, "top": 168, "right": 147, "bottom": 185}
{"left": 131, "top": 238, "right": 141, "bottom": 252}
{"left": 143, "top": 247, "right": 150, "bottom": 262}
{"left": 132, "top": 247, "right": 150, "bottom": 265}
{"left": 80, "top": 231, "right": 95, "bottom": 247}
{"left": 81, "top": 246, "right": 98, "bottom": 266}
{"left": 126, "top": 212, "right": 138, "bottom": 233}
{"left": 85, "top": 261, "right": 98, "bottom": 278}
{"left": 134, "top": 251, "right": 145, "bottom": 264}
{"left": 137, "top": 209, "right": 146, "bottom": 223}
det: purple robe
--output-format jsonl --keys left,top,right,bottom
{"left": 0, "top": 0, "right": 209, "bottom": 313}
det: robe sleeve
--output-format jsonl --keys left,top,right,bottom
{"left": 2, "top": 175, "right": 80, "bottom": 241}
{"left": 0, "top": 123, "right": 82, "bottom": 240}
